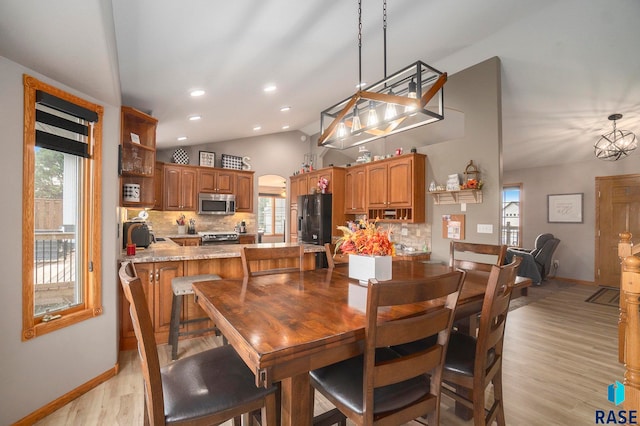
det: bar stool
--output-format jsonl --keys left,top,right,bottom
{"left": 169, "top": 273, "right": 221, "bottom": 360}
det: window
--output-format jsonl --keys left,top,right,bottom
{"left": 258, "top": 195, "right": 286, "bottom": 235}
{"left": 501, "top": 183, "right": 522, "bottom": 247}
{"left": 22, "top": 75, "right": 103, "bottom": 340}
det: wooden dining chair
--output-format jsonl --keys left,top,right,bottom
{"left": 450, "top": 240, "right": 508, "bottom": 272}
{"left": 441, "top": 257, "right": 521, "bottom": 426}
{"left": 310, "top": 270, "right": 467, "bottom": 426}
{"left": 240, "top": 245, "right": 305, "bottom": 277}
{"left": 118, "top": 262, "right": 277, "bottom": 426}
{"left": 324, "top": 242, "right": 349, "bottom": 270}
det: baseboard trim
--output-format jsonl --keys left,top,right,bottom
{"left": 552, "top": 276, "right": 596, "bottom": 286}
{"left": 13, "top": 364, "right": 118, "bottom": 426}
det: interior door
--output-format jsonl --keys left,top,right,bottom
{"left": 595, "top": 174, "right": 640, "bottom": 287}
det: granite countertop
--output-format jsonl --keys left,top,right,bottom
{"left": 121, "top": 241, "right": 325, "bottom": 263}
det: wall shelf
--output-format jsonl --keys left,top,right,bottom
{"left": 429, "top": 189, "right": 483, "bottom": 205}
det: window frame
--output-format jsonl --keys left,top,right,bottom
{"left": 22, "top": 75, "right": 103, "bottom": 340}
{"left": 501, "top": 182, "right": 523, "bottom": 248}
{"left": 258, "top": 194, "right": 286, "bottom": 237}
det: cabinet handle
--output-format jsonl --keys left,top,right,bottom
{"left": 156, "top": 271, "right": 160, "bottom": 281}
{"left": 149, "top": 271, "right": 154, "bottom": 283}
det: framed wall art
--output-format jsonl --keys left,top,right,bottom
{"left": 547, "top": 193, "right": 583, "bottom": 223}
{"left": 199, "top": 151, "right": 216, "bottom": 167}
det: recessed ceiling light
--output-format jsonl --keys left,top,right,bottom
{"left": 263, "top": 84, "right": 277, "bottom": 93}
{"left": 189, "top": 115, "right": 201, "bottom": 121}
{"left": 190, "top": 89, "right": 205, "bottom": 97}
{"left": 177, "top": 136, "right": 188, "bottom": 141}
{"left": 280, "top": 106, "right": 291, "bottom": 112}
{"left": 253, "top": 125, "right": 262, "bottom": 131}
{"left": 282, "top": 125, "right": 290, "bottom": 130}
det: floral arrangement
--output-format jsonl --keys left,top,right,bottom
{"left": 318, "top": 177, "right": 329, "bottom": 193}
{"left": 462, "top": 179, "right": 483, "bottom": 189}
{"left": 336, "top": 219, "right": 395, "bottom": 256}
{"left": 176, "top": 214, "right": 186, "bottom": 226}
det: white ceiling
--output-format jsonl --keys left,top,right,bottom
{"left": 1, "top": 0, "right": 639, "bottom": 171}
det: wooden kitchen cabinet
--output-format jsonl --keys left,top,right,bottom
{"left": 235, "top": 171, "right": 254, "bottom": 212}
{"left": 153, "top": 161, "right": 163, "bottom": 210}
{"left": 198, "top": 168, "right": 235, "bottom": 194}
{"left": 119, "top": 261, "right": 183, "bottom": 350}
{"left": 238, "top": 234, "right": 256, "bottom": 244}
{"left": 344, "top": 164, "right": 367, "bottom": 214}
{"left": 170, "top": 237, "right": 201, "bottom": 246}
{"left": 289, "top": 174, "right": 309, "bottom": 204}
{"left": 366, "top": 153, "right": 426, "bottom": 223}
{"left": 120, "top": 106, "right": 158, "bottom": 208}
{"left": 163, "top": 164, "right": 197, "bottom": 211}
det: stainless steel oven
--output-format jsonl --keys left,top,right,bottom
{"left": 198, "top": 231, "right": 239, "bottom": 245}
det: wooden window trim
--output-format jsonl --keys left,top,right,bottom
{"left": 22, "top": 75, "right": 103, "bottom": 340}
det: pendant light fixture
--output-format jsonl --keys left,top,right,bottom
{"left": 594, "top": 114, "right": 637, "bottom": 161}
{"left": 319, "top": 0, "right": 447, "bottom": 149}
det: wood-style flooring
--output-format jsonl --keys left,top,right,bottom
{"left": 34, "top": 281, "right": 624, "bottom": 425}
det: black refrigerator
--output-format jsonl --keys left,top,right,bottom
{"left": 298, "top": 193, "right": 332, "bottom": 267}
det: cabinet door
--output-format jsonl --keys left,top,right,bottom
{"left": 387, "top": 158, "right": 413, "bottom": 207}
{"left": 345, "top": 166, "right": 366, "bottom": 213}
{"left": 199, "top": 169, "right": 235, "bottom": 194}
{"left": 163, "top": 166, "right": 182, "bottom": 210}
{"left": 181, "top": 168, "right": 197, "bottom": 211}
{"left": 235, "top": 172, "right": 254, "bottom": 212}
{"left": 290, "top": 205, "right": 298, "bottom": 242}
{"left": 120, "top": 262, "right": 153, "bottom": 342}
{"left": 154, "top": 162, "right": 163, "bottom": 210}
{"left": 153, "top": 261, "right": 183, "bottom": 335}
{"left": 367, "top": 163, "right": 388, "bottom": 207}
{"left": 198, "top": 169, "right": 217, "bottom": 192}
{"left": 216, "top": 170, "right": 235, "bottom": 194}
{"left": 290, "top": 175, "right": 308, "bottom": 204}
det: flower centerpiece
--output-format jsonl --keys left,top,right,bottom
{"left": 336, "top": 219, "right": 395, "bottom": 283}
{"left": 318, "top": 177, "right": 329, "bottom": 194}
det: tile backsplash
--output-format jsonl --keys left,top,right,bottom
{"left": 126, "top": 209, "right": 256, "bottom": 235}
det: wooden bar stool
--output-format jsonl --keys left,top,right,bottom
{"left": 169, "top": 273, "right": 221, "bottom": 360}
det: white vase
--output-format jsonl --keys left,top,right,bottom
{"left": 177, "top": 225, "right": 186, "bottom": 235}
{"left": 348, "top": 254, "right": 392, "bottom": 284}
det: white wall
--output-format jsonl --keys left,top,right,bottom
{"left": 504, "top": 157, "right": 640, "bottom": 283}
{"left": 0, "top": 56, "right": 121, "bottom": 424}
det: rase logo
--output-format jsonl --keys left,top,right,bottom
{"left": 595, "top": 381, "right": 637, "bottom": 424}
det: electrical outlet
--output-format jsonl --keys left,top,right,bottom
{"left": 416, "top": 229, "right": 421, "bottom": 237}
{"left": 401, "top": 227, "right": 408, "bottom": 236}
{"left": 477, "top": 224, "right": 493, "bottom": 234}
{"left": 553, "top": 259, "right": 559, "bottom": 269}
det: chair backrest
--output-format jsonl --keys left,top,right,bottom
{"left": 449, "top": 241, "right": 507, "bottom": 272}
{"left": 118, "top": 262, "right": 165, "bottom": 425}
{"left": 473, "top": 257, "right": 521, "bottom": 388}
{"left": 363, "top": 270, "right": 466, "bottom": 425}
{"left": 324, "top": 243, "right": 349, "bottom": 270}
{"left": 532, "top": 235, "right": 560, "bottom": 279}
{"left": 241, "top": 245, "right": 305, "bottom": 277}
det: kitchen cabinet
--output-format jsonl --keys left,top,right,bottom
{"left": 119, "top": 106, "right": 158, "bottom": 208}
{"left": 119, "top": 261, "right": 183, "bottom": 350}
{"left": 198, "top": 168, "right": 235, "bottom": 194}
{"left": 170, "top": 237, "right": 201, "bottom": 246}
{"left": 238, "top": 234, "right": 256, "bottom": 244}
{"left": 289, "top": 204, "right": 299, "bottom": 242}
{"left": 153, "top": 162, "right": 163, "bottom": 210}
{"left": 163, "top": 164, "right": 197, "bottom": 211}
{"left": 290, "top": 174, "right": 309, "bottom": 204}
{"left": 235, "top": 171, "right": 254, "bottom": 212}
{"left": 365, "top": 153, "right": 426, "bottom": 223}
{"left": 344, "top": 164, "right": 367, "bottom": 214}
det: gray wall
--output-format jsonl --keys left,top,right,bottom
{"left": 504, "top": 158, "right": 640, "bottom": 283}
{"left": 0, "top": 56, "right": 121, "bottom": 424}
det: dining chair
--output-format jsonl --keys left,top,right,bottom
{"left": 118, "top": 262, "right": 277, "bottom": 426}
{"left": 324, "top": 242, "right": 349, "bottom": 270}
{"left": 310, "top": 270, "right": 467, "bottom": 426}
{"left": 441, "top": 257, "right": 521, "bottom": 426}
{"left": 449, "top": 241, "right": 507, "bottom": 272}
{"left": 240, "top": 245, "right": 305, "bottom": 277}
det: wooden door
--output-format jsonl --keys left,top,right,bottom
{"left": 345, "top": 166, "right": 366, "bottom": 213}
{"left": 387, "top": 157, "right": 413, "bottom": 207}
{"left": 181, "top": 168, "right": 197, "bottom": 210}
{"left": 163, "top": 166, "right": 182, "bottom": 210}
{"left": 198, "top": 169, "right": 217, "bottom": 192}
{"left": 367, "top": 163, "right": 388, "bottom": 207}
{"left": 153, "top": 261, "right": 183, "bottom": 337}
{"left": 596, "top": 174, "right": 640, "bottom": 287}
{"left": 235, "top": 172, "right": 253, "bottom": 212}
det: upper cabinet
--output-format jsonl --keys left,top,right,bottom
{"left": 198, "top": 168, "right": 235, "bottom": 194}
{"left": 120, "top": 107, "right": 158, "bottom": 208}
{"left": 163, "top": 164, "right": 197, "bottom": 211}
{"left": 344, "top": 164, "right": 367, "bottom": 214}
{"left": 365, "top": 153, "right": 426, "bottom": 223}
{"left": 235, "top": 171, "right": 254, "bottom": 213}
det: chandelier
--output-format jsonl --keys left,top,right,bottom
{"left": 318, "top": 0, "right": 447, "bottom": 149}
{"left": 594, "top": 114, "right": 637, "bottom": 161}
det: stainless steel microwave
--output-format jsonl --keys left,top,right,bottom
{"left": 198, "top": 193, "right": 236, "bottom": 215}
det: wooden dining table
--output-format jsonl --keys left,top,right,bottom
{"left": 192, "top": 260, "right": 531, "bottom": 426}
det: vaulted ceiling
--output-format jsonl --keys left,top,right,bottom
{"left": 1, "top": 0, "right": 638, "bottom": 171}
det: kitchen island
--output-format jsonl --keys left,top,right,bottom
{"left": 118, "top": 241, "right": 325, "bottom": 350}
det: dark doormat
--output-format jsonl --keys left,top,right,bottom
{"left": 585, "top": 287, "right": 619, "bottom": 307}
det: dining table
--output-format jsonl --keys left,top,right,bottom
{"left": 192, "top": 260, "right": 531, "bottom": 426}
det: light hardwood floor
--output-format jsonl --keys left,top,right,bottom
{"left": 35, "top": 282, "right": 623, "bottom": 425}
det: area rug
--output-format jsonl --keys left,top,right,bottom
{"left": 585, "top": 287, "right": 619, "bottom": 307}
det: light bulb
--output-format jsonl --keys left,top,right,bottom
{"left": 367, "top": 101, "right": 379, "bottom": 127}
{"left": 405, "top": 79, "right": 417, "bottom": 115}
{"left": 337, "top": 120, "right": 347, "bottom": 139}
{"left": 384, "top": 90, "right": 397, "bottom": 120}
{"left": 351, "top": 106, "right": 362, "bottom": 134}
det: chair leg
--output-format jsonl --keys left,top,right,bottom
{"left": 454, "top": 385, "right": 474, "bottom": 421}
{"left": 492, "top": 370, "right": 506, "bottom": 426}
{"left": 169, "top": 293, "right": 182, "bottom": 360}
{"left": 472, "top": 385, "right": 487, "bottom": 426}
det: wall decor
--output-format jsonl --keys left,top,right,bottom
{"left": 199, "top": 151, "right": 216, "bottom": 167}
{"left": 442, "top": 214, "right": 465, "bottom": 239}
{"left": 548, "top": 193, "right": 583, "bottom": 223}
{"left": 172, "top": 148, "right": 189, "bottom": 164}
{"left": 221, "top": 154, "right": 243, "bottom": 170}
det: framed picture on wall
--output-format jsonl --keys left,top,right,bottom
{"left": 199, "top": 151, "right": 216, "bottom": 167}
{"left": 548, "top": 193, "right": 583, "bottom": 223}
